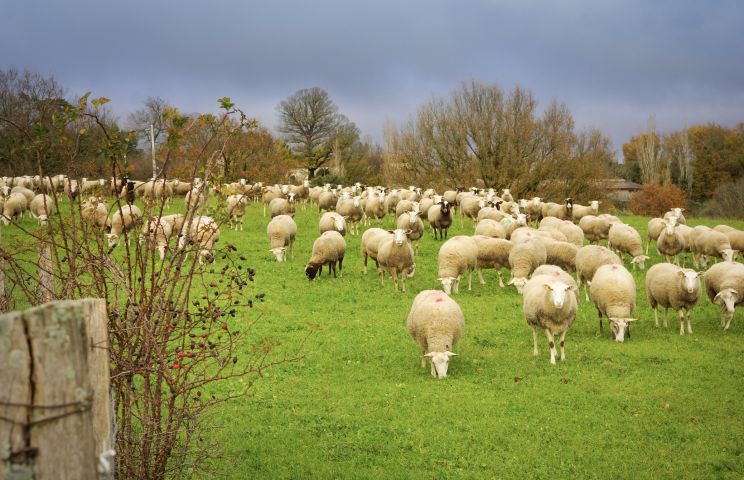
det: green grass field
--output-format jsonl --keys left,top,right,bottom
{"left": 5, "top": 198, "right": 744, "bottom": 479}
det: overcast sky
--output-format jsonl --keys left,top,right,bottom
{"left": 2, "top": 0, "right": 742, "bottom": 161}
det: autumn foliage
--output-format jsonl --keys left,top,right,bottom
{"left": 629, "top": 182, "right": 688, "bottom": 217}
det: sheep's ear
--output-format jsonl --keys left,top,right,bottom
{"left": 598, "top": 201, "right": 602, "bottom": 204}
{"left": 568, "top": 285, "right": 578, "bottom": 291}
{"left": 388, "top": 230, "right": 394, "bottom": 234}
{"left": 436, "top": 278, "right": 443, "bottom": 282}
{"left": 423, "top": 353, "right": 434, "bottom": 358}
{"left": 677, "top": 271, "right": 684, "bottom": 276}
{"left": 507, "top": 278, "right": 515, "bottom": 285}
{"left": 445, "top": 352, "right": 458, "bottom": 357}
{"left": 697, "top": 271, "right": 705, "bottom": 277}
{"left": 543, "top": 285, "right": 551, "bottom": 291}
{"left": 627, "top": 318, "right": 639, "bottom": 323}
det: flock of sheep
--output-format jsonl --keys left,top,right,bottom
{"left": 261, "top": 183, "right": 744, "bottom": 377}
{"left": 2, "top": 175, "right": 743, "bottom": 379}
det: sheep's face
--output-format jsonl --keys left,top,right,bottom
{"left": 565, "top": 198, "right": 574, "bottom": 209}
{"left": 440, "top": 201, "right": 451, "bottom": 215}
{"left": 288, "top": 193, "right": 297, "bottom": 203}
{"left": 269, "top": 247, "right": 286, "bottom": 262}
{"left": 519, "top": 199, "right": 528, "bottom": 209}
{"left": 714, "top": 288, "right": 740, "bottom": 313}
{"left": 630, "top": 255, "right": 650, "bottom": 269}
{"left": 503, "top": 189, "right": 510, "bottom": 195}
{"left": 433, "top": 195, "right": 442, "bottom": 205}
{"left": 38, "top": 215, "right": 49, "bottom": 226}
{"left": 332, "top": 215, "right": 347, "bottom": 232}
{"left": 591, "top": 200, "right": 601, "bottom": 211}
{"left": 721, "top": 249, "right": 738, "bottom": 262}
{"left": 105, "top": 233, "right": 119, "bottom": 248}
{"left": 532, "top": 197, "right": 541, "bottom": 206}
{"left": 544, "top": 283, "right": 576, "bottom": 309}
{"left": 425, "top": 352, "right": 458, "bottom": 379}
{"left": 377, "top": 192, "right": 386, "bottom": 203}
{"left": 663, "top": 220, "right": 677, "bottom": 237}
{"left": 303, "top": 180, "right": 310, "bottom": 188}
{"left": 516, "top": 214, "right": 527, "bottom": 226}
{"left": 341, "top": 192, "right": 350, "bottom": 200}
{"left": 352, "top": 196, "right": 361, "bottom": 208}
{"left": 507, "top": 277, "right": 528, "bottom": 294}
{"left": 305, "top": 263, "right": 320, "bottom": 280}
{"left": 673, "top": 208, "right": 684, "bottom": 217}
{"left": 608, "top": 318, "right": 637, "bottom": 342}
{"left": 393, "top": 229, "right": 410, "bottom": 246}
{"left": 478, "top": 198, "right": 487, "bottom": 209}
{"left": 281, "top": 185, "right": 289, "bottom": 194}
{"left": 437, "top": 277, "right": 457, "bottom": 295}
{"left": 678, "top": 270, "right": 703, "bottom": 294}
{"left": 406, "top": 211, "right": 420, "bottom": 223}
{"left": 698, "top": 254, "right": 709, "bottom": 269}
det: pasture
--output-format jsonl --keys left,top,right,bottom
{"left": 4, "top": 197, "right": 744, "bottom": 479}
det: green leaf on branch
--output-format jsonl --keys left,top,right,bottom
{"left": 219, "top": 97, "right": 235, "bottom": 111}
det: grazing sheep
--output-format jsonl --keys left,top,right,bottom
{"left": 178, "top": 216, "right": 220, "bottom": 265}
{"left": 714, "top": 225, "right": 737, "bottom": 235}
{"left": 580, "top": 215, "right": 618, "bottom": 246}
{"left": 106, "top": 205, "right": 143, "bottom": 247}
{"left": 139, "top": 216, "right": 173, "bottom": 261}
{"left": 607, "top": 223, "right": 650, "bottom": 269}
{"left": 656, "top": 218, "right": 685, "bottom": 265}
{"left": 397, "top": 210, "right": 424, "bottom": 254}
{"left": 646, "top": 263, "right": 703, "bottom": 334}
{"left": 29, "top": 194, "right": 55, "bottom": 225}
{"left": 540, "top": 240, "right": 579, "bottom": 273}
{"left": 571, "top": 201, "right": 602, "bottom": 223}
{"left": 522, "top": 275, "right": 578, "bottom": 364}
{"left": 270, "top": 193, "right": 297, "bottom": 219}
{"left": 80, "top": 178, "right": 106, "bottom": 196}
{"left": 81, "top": 197, "right": 110, "bottom": 230}
{"left": 460, "top": 196, "right": 486, "bottom": 228}
{"left": 159, "top": 213, "right": 185, "bottom": 238}
{"left": 538, "top": 216, "right": 563, "bottom": 229}
{"left": 575, "top": 245, "right": 623, "bottom": 301}
{"left": 267, "top": 215, "right": 297, "bottom": 262}
{"left": 428, "top": 201, "right": 454, "bottom": 240}
{"left": 1, "top": 192, "right": 27, "bottom": 225}
{"left": 474, "top": 219, "right": 506, "bottom": 239}
{"left": 305, "top": 231, "right": 347, "bottom": 280}
{"left": 556, "top": 220, "right": 584, "bottom": 249}
{"left": 507, "top": 238, "right": 548, "bottom": 293}
{"left": 262, "top": 186, "right": 287, "bottom": 217}
{"left": 437, "top": 236, "right": 478, "bottom": 294}
{"left": 723, "top": 230, "right": 744, "bottom": 262}
{"left": 320, "top": 211, "right": 349, "bottom": 236}
{"left": 689, "top": 226, "right": 738, "bottom": 269}
{"left": 477, "top": 206, "right": 509, "bottom": 222}
{"left": 703, "top": 261, "right": 744, "bottom": 330}
{"left": 377, "top": 229, "right": 416, "bottom": 292}
{"left": 338, "top": 196, "right": 365, "bottom": 235}
{"left": 472, "top": 236, "right": 513, "bottom": 287}
{"left": 11, "top": 186, "right": 35, "bottom": 205}
{"left": 318, "top": 189, "right": 339, "bottom": 218}
{"left": 510, "top": 227, "right": 549, "bottom": 244}
{"left": 590, "top": 264, "right": 638, "bottom": 342}
{"left": 407, "top": 290, "right": 464, "bottom": 378}
{"left": 533, "top": 265, "right": 580, "bottom": 303}
{"left": 226, "top": 194, "right": 248, "bottom": 231}
{"left": 361, "top": 228, "right": 389, "bottom": 274}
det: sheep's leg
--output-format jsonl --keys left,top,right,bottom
{"left": 532, "top": 327, "right": 539, "bottom": 356}
{"left": 393, "top": 268, "right": 399, "bottom": 292}
{"left": 598, "top": 310, "right": 603, "bottom": 332}
{"left": 663, "top": 308, "right": 668, "bottom": 327}
{"left": 468, "top": 270, "right": 473, "bottom": 290}
{"left": 379, "top": 268, "right": 385, "bottom": 287}
{"left": 430, "top": 356, "right": 436, "bottom": 377}
{"left": 263, "top": 203, "right": 266, "bottom": 217}
{"left": 478, "top": 267, "right": 486, "bottom": 285}
{"left": 363, "top": 254, "right": 368, "bottom": 275}
{"left": 686, "top": 310, "right": 693, "bottom": 334}
{"left": 679, "top": 310, "right": 686, "bottom": 335}
{"left": 673, "top": 254, "right": 680, "bottom": 266}
{"left": 724, "top": 310, "right": 734, "bottom": 330}
{"left": 559, "top": 330, "right": 567, "bottom": 361}
{"left": 331, "top": 261, "right": 337, "bottom": 278}
{"left": 543, "top": 329, "right": 557, "bottom": 364}
{"left": 646, "top": 240, "right": 650, "bottom": 255}
{"left": 338, "top": 258, "right": 344, "bottom": 278}
{"left": 420, "top": 346, "right": 427, "bottom": 367}
{"left": 653, "top": 305, "right": 660, "bottom": 328}
{"left": 497, "top": 270, "right": 505, "bottom": 288}
{"left": 584, "top": 280, "right": 591, "bottom": 302}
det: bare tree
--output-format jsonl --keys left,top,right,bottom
{"left": 638, "top": 114, "right": 661, "bottom": 184}
{"left": 126, "top": 96, "right": 170, "bottom": 147}
{"left": 276, "top": 87, "right": 352, "bottom": 178}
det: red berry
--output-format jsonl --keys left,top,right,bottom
{"left": 178, "top": 353, "right": 186, "bottom": 358}
{"left": 222, "top": 324, "right": 228, "bottom": 330}
{"left": 197, "top": 391, "right": 201, "bottom": 396}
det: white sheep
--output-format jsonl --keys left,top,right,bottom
{"left": 406, "top": 290, "right": 464, "bottom": 378}
{"left": 590, "top": 264, "right": 638, "bottom": 342}
{"left": 364, "top": 191, "right": 387, "bottom": 227}
{"left": 645, "top": 218, "right": 666, "bottom": 255}
{"left": 507, "top": 238, "right": 547, "bottom": 293}
{"left": 460, "top": 196, "right": 486, "bottom": 228}
{"left": 540, "top": 240, "right": 579, "bottom": 273}
{"left": 474, "top": 219, "right": 506, "bottom": 239}
{"left": 689, "top": 226, "right": 738, "bottom": 269}
{"left": 226, "top": 194, "right": 248, "bottom": 231}
{"left": 533, "top": 265, "right": 580, "bottom": 303}
{"left": 1, "top": 192, "right": 27, "bottom": 225}
{"left": 377, "top": 229, "right": 416, "bottom": 292}
{"left": 579, "top": 215, "right": 619, "bottom": 246}
{"left": 537, "top": 226, "right": 568, "bottom": 242}
{"left": 338, "top": 196, "right": 364, "bottom": 235}
{"left": 11, "top": 186, "right": 35, "bottom": 205}
{"left": 267, "top": 215, "right": 297, "bottom": 262}
{"left": 522, "top": 275, "right": 578, "bottom": 364}
{"left": 139, "top": 216, "right": 173, "bottom": 261}
{"left": 663, "top": 208, "right": 686, "bottom": 225}
{"left": 556, "top": 220, "right": 584, "bottom": 249}
{"left": 262, "top": 185, "right": 288, "bottom": 217}
{"left": 317, "top": 189, "right": 339, "bottom": 218}
{"left": 106, "top": 205, "right": 143, "bottom": 247}
{"left": 571, "top": 201, "right": 601, "bottom": 223}
{"left": 360, "top": 228, "right": 390, "bottom": 275}
{"left": 538, "top": 216, "right": 563, "bottom": 229}
{"left": 575, "top": 245, "right": 623, "bottom": 301}
{"left": 185, "top": 187, "right": 208, "bottom": 214}
{"left": 319, "top": 212, "right": 348, "bottom": 236}
{"left": 437, "top": 235, "right": 478, "bottom": 294}
{"left": 525, "top": 197, "right": 542, "bottom": 227}
{"left": 29, "top": 194, "right": 55, "bottom": 225}
{"left": 501, "top": 213, "right": 528, "bottom": 239}
{"left": 270, "top": 193, "right": 297, "bottom": 219}
{"left": 645, "top": 263, "right": 703, "bottom": 335}
{"left": 305, "top": 230, "right": 347, "bottom": 280}
{"left": 160, "top": 213, "right": 185, "bottom": 238}
{"left": 81, "top": 197, "right": 110, "bottom": 230}
{"left": 178, "top": 216, "right": 220, "bottom": 265}
{"left": 288, "top": 180, "right": 310, "bottom": 210}
{"left": 472, "top": 236, "right": 513, "bottom": 287}
{"left": 723, "top": 230, "right": 744, "bottom": 262}
{"left": 656, "top": 218, "right": 685, "bottom": 265}
{"left": 397, "top": 210, "right": 424, "bottom": 254}
{"left": 607, "top": 223, "right": 650, "bottom": 269}
{"left": 703, "top": 261, "right": 744, "bottom": 330}
{"left": 541, "top": 198, "right": 574, "bottom": 221}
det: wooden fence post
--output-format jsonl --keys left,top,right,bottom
{"left": 0, "top": 300, "right": 98, "bottom": 479}
{"left": 80, "top": 298, "right": 113, "bottom": 457}
{"left": 0, "top": 224, "right": 5, "bottom": 302}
